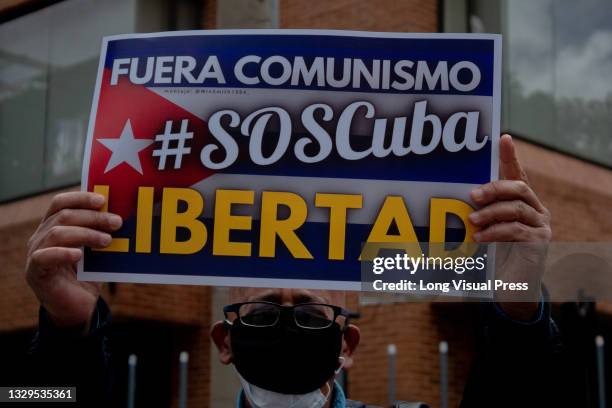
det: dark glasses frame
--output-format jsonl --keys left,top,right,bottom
{"left": 223, "top": 301, "right": 350, "bottom": 330}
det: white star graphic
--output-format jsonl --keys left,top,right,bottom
{"left": 97, "top": 120, "right": 154, "bottom": 174}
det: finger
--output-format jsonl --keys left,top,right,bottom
{"left": 473, "top": 222, "right": 551, "bottom": 243}
{"left": 471, "top": 180, "right": 545, "bottom": 213}
{"left": 27, "top": 208, "right": 120, "bottom": 259}
{"left": 48, "top": 209, "right": 122, "bottom": 231}
{"left": 29, "top": 247, "right": 83, "bottom": 270}
{"left": 499, "top": 134, "right": 529, "bottom": 183}
{"left": 468, "top": 200, "right": 546, "bottom": 228}
{"left": 45, "top": 192, "right": 106, "bottom": 221}
{"left": 41, "top": 226, "right": 112, "bottom": 249}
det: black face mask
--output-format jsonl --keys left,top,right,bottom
{"left": 229, "top": 318, "right": 343, "bottom": 394}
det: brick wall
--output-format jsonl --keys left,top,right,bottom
{"left": 348, "top": 302, "right": 475, "bottom": 407}
{"left": 514, "top": 139, "right": 612, "bottom": 241}
{"left": 0, "top": 220, "right": 40, "bottom": 331}
{"left": 280, "top": 0, "right": 438, "bottom": 32}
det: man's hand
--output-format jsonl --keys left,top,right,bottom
{"left": 25, "top": 192, "right": 121, "bottom": 331}
{"left": 468, "top": 134, "right": 552, "bottom": 321}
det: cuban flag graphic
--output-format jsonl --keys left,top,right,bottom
{"left": 79, "top": 31, "right": 501, "bottom": 290}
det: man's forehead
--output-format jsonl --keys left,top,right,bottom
{"left": 228, "top": 287, "right": 346, "bottom": 306}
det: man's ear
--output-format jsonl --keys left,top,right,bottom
{"left": 340, "top": 324, "right": 360, "bottom": 369}
{"left": 210, "top": 321, "right": 233, "bottom": 365}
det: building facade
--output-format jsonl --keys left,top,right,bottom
{"left": 1, "top": 1, "right": 611, "bottom": 407}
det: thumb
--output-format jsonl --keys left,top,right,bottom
{"left": 500, "top": 134, "right": 529, "bottom": 182}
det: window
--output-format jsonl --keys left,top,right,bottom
{"left": 0, "top": 0, "right": 202, "bottom": 202}
{"left": 443, "top": 0, "right": 612, "bottom": 168}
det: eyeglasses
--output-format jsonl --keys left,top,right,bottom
{"left": 223, "top": 301, "right": 349, "bottom": 330}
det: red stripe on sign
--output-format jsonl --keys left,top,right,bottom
{"left": 87, "top": 68, "right": 214, "bottom": 219}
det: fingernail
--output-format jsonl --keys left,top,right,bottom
{"left": 109, "top": 214, "right": 123, "bottom": 229}
{"left": 92, "top": 194, "right": 105, "bottom": 206}
{"left": 101, "top": 234, "right": 112, "bottom": 246}
{"left": 469, "top": 212, "right": 480, "bottom": 223}
{"left": 473, "top": 232, "right": 482, "bottom": 242}
{"left": 71, "top": 249, "right": 83, "bottom": 261}
{"left": 471, "top": 189, "right": 483, "bottom": 202}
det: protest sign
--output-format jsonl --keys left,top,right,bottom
{"left": 78, "top": 30, "right": 501, "bottom": 290}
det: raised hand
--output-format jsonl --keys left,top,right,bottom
{"left": 26, "top": 192, "right": 121, "bottom": 331}
{"left": 468, "top": 134, "right": 552, "bottom": 320}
